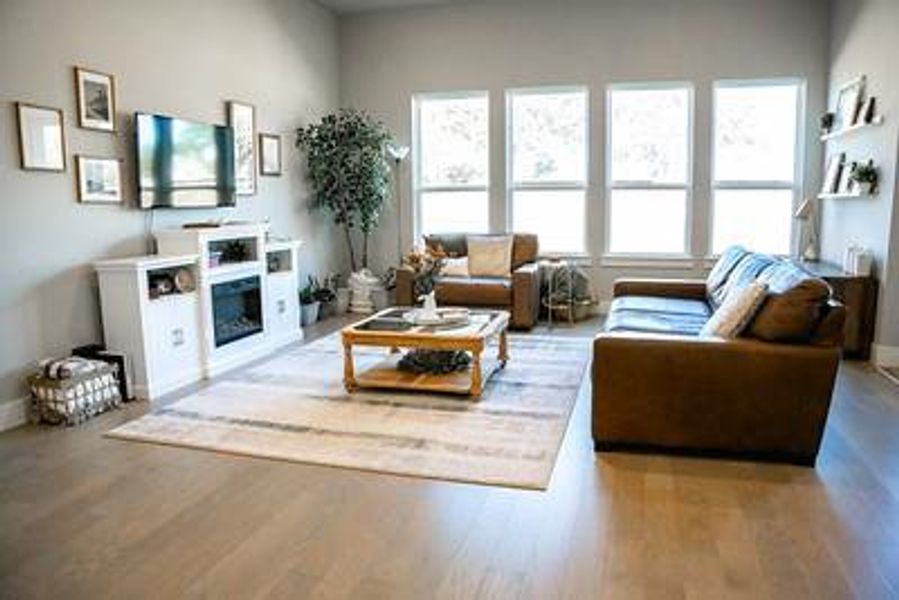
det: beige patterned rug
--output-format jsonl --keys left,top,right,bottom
{"left": 107, "top": 333, "right": 589, "bottom": 490}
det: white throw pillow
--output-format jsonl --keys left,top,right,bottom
{"left": 467, "top": 235, "right": 513, "bottom": 277}
{"left": 441, "top": 256, "right": 469, "bottom": 277}
{"left": 700, "top": 281, "right": 769, "bottom": 338}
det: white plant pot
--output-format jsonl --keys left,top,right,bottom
{"left": 371, "top": 287, "right": 390, "bottom": 312}
{"left": 349, "top": 269, "right": 379, "bottom": 313}
{"left": 300, "top": 301, "right": 320, "bottom": 325}
{"left": 856, "top": 181, "right": 873, "bottom": 195}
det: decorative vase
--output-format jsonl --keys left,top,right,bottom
{"left": 371, "top": 287, "right": 390, "bottom": 312}
{"left": 335, "top": 288, "right": 351, "bottom": 314}
{"left": 349, "top": 269, "right": 379, "bottom": 313}
{"left": 300, "top": 301, "right": 320, "bottom": 325}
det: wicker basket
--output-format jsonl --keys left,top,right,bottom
{"left": 27, "top": 363, "right": 122, "bottom": 426}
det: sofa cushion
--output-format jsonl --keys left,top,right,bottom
{"left": 435, "top": 276, "right": 512, "bottom": 306}
{"left": 700, "top": 281, "right": 768, "bottom": 338}
{"left": 424, "top": 233, "right": 467, "bottom": 257}
{"left": 605, "top": 309, "right": 708, "bottom": 336}
{"left": 706, "top": 246, "right": 748, "bottom": 306}
{"left": 468, "top": 235, "right": 513, "bottom": 277}
{"left": 611, "top": 296, "right": 711, "bottom": 318}
{"left": 748, "top": 262, "right": 831, "bottom": 342}
{"left": 441, "top": 256, "right": 469, "bottom": 277}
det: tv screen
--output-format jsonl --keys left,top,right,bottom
{"left": 135, "top": 113, "right": 236, "bottom": 208}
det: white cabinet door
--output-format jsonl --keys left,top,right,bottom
{"left": 146, "top": 294, "right": 202, "bottom": 396}
{"left": 266, "top": 273, "right": 300, "bottom": 342}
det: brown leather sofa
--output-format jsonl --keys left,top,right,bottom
{"left": 395, "top": 233, "right": 541, "bottom": 329}
{"left": 592, "top": 246, "right": 846, "bottom": 466}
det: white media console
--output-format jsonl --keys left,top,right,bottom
{"left": 95, "top": 224, "right": 302, "bottom": 400}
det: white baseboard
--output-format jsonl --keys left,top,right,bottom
{"left": 872, "top": 344, "right": 899, "bottom": 368}
{"left": 0, "top": 397, "right": 29, "bottom": 432}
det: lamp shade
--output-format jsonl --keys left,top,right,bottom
{"left": 387, "top": 142, "right": 410, "bottom": 162}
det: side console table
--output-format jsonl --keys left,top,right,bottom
{"left": 798, "top": 260, "right": 878, "bottom": 360}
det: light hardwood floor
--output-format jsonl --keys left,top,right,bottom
{"left": 2, "top": 317, "right": 899, "bottom": 599}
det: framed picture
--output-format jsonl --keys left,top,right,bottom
{"left": 833, "top": 76, "right": 864, "bottom": 132}
{"left": 259, "top": 133, "right": 281, "bottom": 176}
{"left": 859, "top": 96, "right": 877, "bottom": 124}
{"left": 75, "top": 67, "right": 116, "bottom": 132}
{"left": 822, "top": 153, "right": 844, "bottom": 194}
{"left": 16, "top": 102, "right": 66, "bottom": 171}
{"left": 76, "top": 156, "right": 122, "bottom": 203}
{"left": 838, "top": 160, "right": 857, "bottom": 195}
{"left": 228, "top": 101, "right": 256, "bottom": 195}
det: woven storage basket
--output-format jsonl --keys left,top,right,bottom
{"left": 27, "top": 363, "right": 122, "bottom": 426}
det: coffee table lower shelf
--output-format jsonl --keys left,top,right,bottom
{"left": 348, "top": 353, "right": 505, "bottom": 397}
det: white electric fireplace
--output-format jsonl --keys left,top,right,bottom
{"left": 95, "top": 224, "right": 302, "bottom": 400}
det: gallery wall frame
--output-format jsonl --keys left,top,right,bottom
{"left": 15, "top": 102, "right": 67, "bottom": 172}
{"left": 74, "top": 66, "right": 117, "bottom": 132}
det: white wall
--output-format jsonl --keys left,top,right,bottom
{"left": 0, "top": 0, "right": 341, "bottom": 403}
{"left": 339, "top": 0, "right": 831, "bottom": 303}
{"left": 823, "top": 0, "right": 899, "bottom": 356}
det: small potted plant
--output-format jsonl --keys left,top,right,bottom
{"left": 313, "top": 277, "right": 337, "bottom": 319}
{"left": 850, "top": 161, "right": 878, "bottom": 195}
{"left": 299, "top": 277, "right": 320, "bottom": 325}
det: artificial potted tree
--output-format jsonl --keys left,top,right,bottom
{"left": 297, "top": 109, "right": 393, "bottom": 313}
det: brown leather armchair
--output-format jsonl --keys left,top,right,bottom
{"left": 395, "top": 233, "right": 541, "bottom": 329}
{"left": 592, "top": 247, "right": 846, "bottom": 466}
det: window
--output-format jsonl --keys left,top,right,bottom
{"left": 606, "top": 84, "right": 692, "bottom": 255}
{"left": 712, "top": 80, "right": 803, "bottom": 255}
{"left": 507, "top": 88, "right": 588, "bottom": 254}
{"left": 413, "top": 92, "right": 489, "bottom": 236}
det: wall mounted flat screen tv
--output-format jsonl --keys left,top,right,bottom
{"left": 135, "top": 113, "right": 236, "bottom": 209}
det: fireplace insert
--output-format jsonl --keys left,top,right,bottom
{"left": 211, "top": 276, "right": 263, "bottom": 347}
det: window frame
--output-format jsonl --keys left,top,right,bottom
{"left": 412, "top": 90, "right": 490, "bottom": 238}
{"left": 603, "top": 81, "right": 695, "bottom": 259}
{"left": 505, "top": 85, "right": 590, "bottom": 257}
{"left": 710, "top": 78, "right": 806, "bottom": 257}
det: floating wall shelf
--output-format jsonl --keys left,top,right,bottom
{"left": 820, "top": 116, "right": 884, "bottom": 142}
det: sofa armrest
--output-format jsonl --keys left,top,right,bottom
{"left": 592, "top": 332, "right": 840, "bottom": 462}
{"left": 394, "top": 265, "right": 416, "bottom": 306}
{"left": 511, "top": 262, "right": 540, "bottom": 329}
{"left": 612, "top": 278, "right": 708, "bottom": 300}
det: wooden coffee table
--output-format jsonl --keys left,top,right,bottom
{"left": 340, "top": 307, "right": 510, "bottom": 397}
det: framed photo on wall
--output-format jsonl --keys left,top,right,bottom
{"left": 821, "top": 153, "right": 844, "bottom": 194}
{"left": 76, "top": 156, "right": 122, "bottom": 203}
{"left": 228, "top": 101, "right": 256, "bottom": 195}
{"left": 833, "top": 76, "right": 864, "bottom": 132}
{"left": 75, "top": 67, "right": 117, "bottom": 132}
{"left": 16, "top": 102, "right": 66, "bottom": 171}
{"left": 259, "top": 133, "right": 281, "bottom": 176}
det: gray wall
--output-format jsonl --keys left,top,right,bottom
{"left": 0, "top": 0, "right": 341, "bottom": 402}
{"left": 823, "top": 0, "right": 899, "bottom": 354}
{"left": 339, "top": 0, "right": 831, "bottom": 305}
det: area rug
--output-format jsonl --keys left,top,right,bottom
{"left": 107, "top": 333, "right": 590, "bottom": 490}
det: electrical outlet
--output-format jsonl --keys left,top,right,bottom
{"left": 277, "top": 299, "right": 286, "bottom": 314}
{"left": 171, "top": 328, "right": 185, "bottom": 347}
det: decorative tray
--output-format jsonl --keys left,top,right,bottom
{"left": 403, "top": 307, "right": 471, "bottom": 327}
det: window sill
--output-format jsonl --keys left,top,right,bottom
{"left": 538, "top": 252, "right": 593, "bottom": 266}
{"left": 600, "top": 254, "right": 698, "bottom": 269}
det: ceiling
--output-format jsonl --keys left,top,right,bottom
{"left": 316, "top": 0, "right": 474, "bottom": 14}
